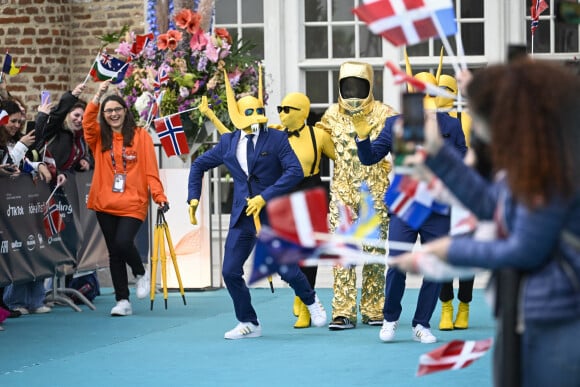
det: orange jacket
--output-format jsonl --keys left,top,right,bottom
{"left": 83, "top": 101, "right": 167, "bottom": 221}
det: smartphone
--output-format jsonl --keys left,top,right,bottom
{"left": 26, "top": 121, "right": 35, "bottom": 133}
{"left": 401, "top": 92, "right": 425, "bottom": 143}
{"left": 41, "top": 90, "right": 51, "bottom": 105}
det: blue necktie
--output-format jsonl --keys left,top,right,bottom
{"left": 246, "top": 133, "right": 255, "bottom": 170}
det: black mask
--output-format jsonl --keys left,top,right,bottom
{"left": 339, "top": 77, "right": 370, "bottom": 99}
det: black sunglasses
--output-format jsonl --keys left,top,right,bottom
{"left": 277, "top": 106, "right": 301, "bottom": 114}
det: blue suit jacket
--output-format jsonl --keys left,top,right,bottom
{"left": 357, "top": 113, "right": 467, "bottom": 165}
{"left": 188, "top": 128, "right": 304, "bottom": 227}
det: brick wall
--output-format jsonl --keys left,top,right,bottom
{"left": 0, "top": 0, "right": 145, "bottom": 119}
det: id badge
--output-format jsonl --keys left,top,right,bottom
{"left": 112, "top": 173, "right": 126, "bottom": 193}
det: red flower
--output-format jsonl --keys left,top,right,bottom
{"left": 157, "top": 30, "right": 183, "bottom": 50}
{"left": 214, "top": 28, "right": 232, "bottom": 45}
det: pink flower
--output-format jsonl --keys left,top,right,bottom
{"left": 189, "top": 29, "right": 208, "bottom": 51}
{"left": 205, "top": 40, "right": 219, "bottom": 63}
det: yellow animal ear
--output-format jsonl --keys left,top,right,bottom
{"left": 223, "top": 69, "right": 244, "bottom": 129}
{"left": 258, "top": 63, "right": 263, "bottom": 106}
{"left": 435, "top": 46, "right": 444, "bottom": 84}
{"left": 404, "top": 47, "right": 413, "bottom": 92}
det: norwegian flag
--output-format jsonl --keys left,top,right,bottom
{"left": 385, "top": 61, "right": 456, "bottom": 100}
{"left": 43, "top": 197, "right": 65, "bottom": 238}
{"left": 0, "top": 109, "right": 9, "bottom": 126}
{"left": 266, "top": 187, "right": 329, "bottom": 248}
{"left": 130, "top": 33, "right": 154, "bottom": 59}
{"left": 530, "top": 0, "right": 549, "bottom": 36}
{"left": 417, "top": 338, "right": 493, "bottom": 376}
{"left": 154, "top": 114, "right": 189, "bottom": 157}
{"left": 385, "top": 173, "right": 448, "bottom": 230}
{"left": 90, "top": 52, "right": 128, "bottom": 84}
{"left": 353, "top": 0, "right": 457, "bottom": 47}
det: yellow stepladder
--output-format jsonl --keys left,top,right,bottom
{"left": 150, "top": 208, "right": 187, "bottom": 310}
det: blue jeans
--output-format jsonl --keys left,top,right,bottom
{"left": 3, "top": 281, "right": 46, "bottom": 310}
{"left": 521, "top": 317, "right": 580, "bottom": 387}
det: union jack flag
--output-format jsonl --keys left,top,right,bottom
{"left": 152, "top": 66, "right": 170, "bottom": 90}
{"left": 530, "top": 0, "right": 548, "bottom": 36}
{"left": 353, "top": 0, "right": 457, "bottom": 47}
{"left": 43, "top": 197, "right": 65, "bottom": 238}
{"left": 154, "top": 114, "right": 189, "bottom": 157}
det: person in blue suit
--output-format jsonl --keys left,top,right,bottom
{"left": 187, "top": 69, "right": 327, "bottom": 340}
{"left": 354, "top": 83, "right": 467, "bottom": 343}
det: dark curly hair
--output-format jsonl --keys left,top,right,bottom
{"left": 97, "top": 94, "right": 136, "bottom": 151}
{"left": 467, "top": 60, "right": 580, "bottom": 208}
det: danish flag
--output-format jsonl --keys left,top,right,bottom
{"left": 417, "top": 338, "right": 493, "bottom": 376}
{"left": 352, "top": 0, "right": 457, "bottom": 47}
{"left": 154, "top": 114, "right": 189, "bottom": 157}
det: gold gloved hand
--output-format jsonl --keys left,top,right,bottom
{"left": 351, "top": 111, "right": 372, "bottom": 140}
{"left": 199, "top": 96, "right": 210, "bottom": 116}
{"left": 245, "top": 195, "right": 266, "bottom": 217}
{"left": 189, "top": 199, "right": 199, "bottom": 225}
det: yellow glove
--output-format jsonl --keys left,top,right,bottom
{"left": 199, "top": 96, "right": 210, "bottom": 116}
{"left": 270, "top": 123, "right": 284, "bottom": 130}
{"left": 351, "top": 111, "right": 372, "bottom": 140}
{"left": 189, "top": 199, "right": 199, "bottom": 225}
{"left": 245, "top": 195, "right": 266, "bottom": 217}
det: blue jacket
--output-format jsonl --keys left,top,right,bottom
{"left": 427, "top": 145, "right": 580, "bottom": 322}
{"left": 357, "top": 113, "right": 467, "bottom": 165}
{"left": 188, "top": 128, "right": 303, "bottom": 228}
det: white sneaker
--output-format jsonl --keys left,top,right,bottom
{"left": 306, "top": 295, "right": 327, "bottom": 327}
{"left": 31, "top": 305, "right": 52, "bottom": 314}
{"left": 224, "top": 321, "right": 262, "bottom": 339}
{"left": 379, "top": 320, "right": 398, "bottom": 342}
{"left": 110, "top": 300, "right": 132, "bottom": 316}
{"left": 413, "top": 324, "right": 437, "bottom": 343}
{"left": 135, "top": 269, "right": 150, "bottom": 299}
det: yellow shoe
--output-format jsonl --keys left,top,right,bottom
{"left": 438, "top": 300, "right": 454, "bottom": 331}
{"left": 293, "top": 301, "right": 311, "bottom": 329}
{"left": 292, "top": 296, "right": 301, "bottom": 317}
{"left": 454, "top": 302, "right": 470, "bottom": 329}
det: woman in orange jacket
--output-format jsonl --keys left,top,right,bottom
{"left": 83, "top": 80, "right": 168, "bottom": 317}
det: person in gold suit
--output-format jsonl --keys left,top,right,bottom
{"left": 276, "top": 92, "right": 336, "bottom": 329}
{"left": 315, "top": 61, "right": 397, "bottom": 330}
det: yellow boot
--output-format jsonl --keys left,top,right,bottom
{"left": 294, "top": 300, "right": 311, "bottom": 329}
{"left": 454, "top": 302, "right": 470, "bottom": 329}
{"left": 439, "top": 300, "right": 454, "bottom": 331}
{"left": 292, "top": 296, "right": 301, "bottom": 317}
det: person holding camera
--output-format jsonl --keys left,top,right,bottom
{"left": 83, "top": 80, "right": 169, "bottom": 317}
{"left": 354, "top": 74, "right": 466, "bottom": 343}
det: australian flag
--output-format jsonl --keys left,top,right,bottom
{"left": 90, "top": 52, "right": 128, "bottom": 84}
{"left": 154, "top": 114, "right": 190, "bottom": 157}
{"left": 43, "top": 197, "right": 65, "bottom": 238}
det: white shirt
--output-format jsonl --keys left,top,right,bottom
{"left": 237, "top": 131, "right": 258, "bottom": 176}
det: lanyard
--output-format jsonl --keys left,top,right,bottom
{"left": 110, "top": 145, "right": 127, "bottom": 174}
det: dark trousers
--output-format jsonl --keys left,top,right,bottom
{"left": 384, "top": 212, "right": 450, "bottom": 328}
{"left": 439, "top": 278, "right": 475, "bottom": 303}
{"left": 223, "top": 215, "right": 315, "bottom": 324}
{"left": 96, "top": 212, "right": 145, "bottom": 301}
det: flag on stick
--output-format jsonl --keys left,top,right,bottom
{"left": 352, "top": 0, "right": 457, "bottom": 47}
{"left": 417, "top": 338, "right": 493, "bottom": 376}
{"left": 89, "top": 52, "right": 128, "bottom": 84}
{"left": 130, "top": 33, "right": 154, "bottom": 59}
{"left": 0, "top": 110, "right": 9, "bottom": 126}
{"left": 2, "top": 53, "right": 27, "bottom": 76}
{"left": 339, "top": 182, "right": 381, "bottom": 239}
{"left": 386, "top": 61, "right": 456, "bottom": 100}
{"left": 43, "top": 197, "right": 65, "bottom": 238}
{"left": 154, "top": 114, "right": 189, "bottom": 157}
{"left": 266, "top": 187, "right": 329, "bottom": 248}
{"left": 530, "top": 0, "right": 549, "bottom": 36}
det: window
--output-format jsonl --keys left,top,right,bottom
{"left": 215, "top": 0, "right": 265, "bottom": 59}
{"left": 526, "top": 0, "right": 580, "bottom": 54}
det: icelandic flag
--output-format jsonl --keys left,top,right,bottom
{"left": 2, "top": 53, "right": 27, "bottom": 76}
{"left": 417, "top": 338, "right": 493, "bottom": 376}
{"left": 266, "top": 187, "right": 329, "bottom": 248}
{"left": 385, "top": 61, "right": 456, "bottom": 100}
{"left": 43, "top": 197, "right": 65, "bottom": 238}
{"left": 385, "top": 173, "right": 448, "bottom": 230}
{"left": 90, "top": 52, "right": 128, "bottom": 84}
{"left": 352, "top": 0, "right": 457, "bottom": 47}
{"left": 0, "top": 109, "right": 9, "bottom": 126}
{"left": 249, "top": 226, "right": 318, "bottom": 285}
{"left": 154, "top": 114, "right": 190, "bottom": 157}
{"left": 339, "top": 182, "right": 381, "bottom": 239}
{"left": 130, "top": 33, "right": 154, "bottom": 59}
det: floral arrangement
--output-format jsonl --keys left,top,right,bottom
{"left": 107, "top": 7, "right": 264, "bottom": 148}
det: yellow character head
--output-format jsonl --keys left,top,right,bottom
{"left": 435, "top": 74, "right": 458, "bottom": 110}
{"left": 223, "top": 64, "right": 268, "bottom": 132}
{"left": 338, "top": 61, "right": 375, "bottom": 115}
{"left": 413, "top": 72, "right": 437, "bottom": 110}
{"left": 278, "top": 92, "right": 310, "bottom": 131}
